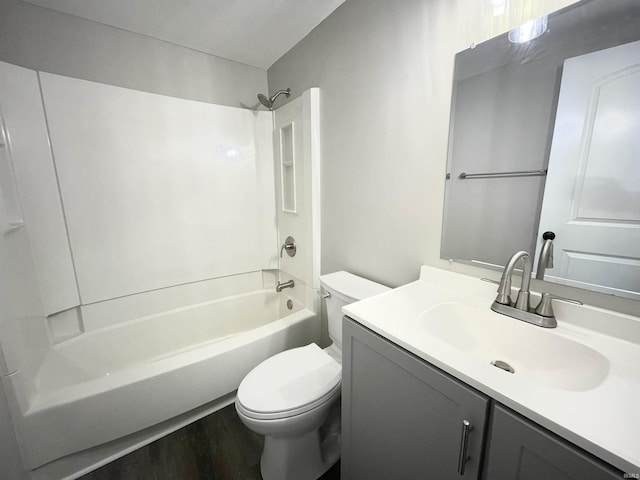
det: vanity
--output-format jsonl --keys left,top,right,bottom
{"left": 341, "top": 266, "right": 640, "bottom": 479}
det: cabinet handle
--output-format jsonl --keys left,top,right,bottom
{"left": 457, "top": 419, "right": 473, "bottom": 475}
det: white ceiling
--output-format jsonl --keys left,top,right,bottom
{"left": 21, "top": 0, "right": 345, "bottom": 69}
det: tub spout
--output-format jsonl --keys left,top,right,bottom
{"left": 276, "top": 280, "right": 295, "bottom": 292}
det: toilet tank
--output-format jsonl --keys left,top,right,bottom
{"left": 319, "top": 271, "right": 390, "bottom": 350}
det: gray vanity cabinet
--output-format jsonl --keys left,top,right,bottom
{"left": 342, "top": 317, "right": 624, "bottom": 480}
{"left": 483, "top": 404, "right": 621, "bottom": 480}
{"left": 342, "top": 317, "right": 490, "bottom": 479}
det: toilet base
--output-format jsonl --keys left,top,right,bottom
{"left": 259, "top": 402, "right": 341, "bottom": 480}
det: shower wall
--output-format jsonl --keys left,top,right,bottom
{"left": 0, "top": 3, "right": 271, "bottom": 475}
{"left": 39, "top": 72, "right": 277, "bottom": 306}
{"left": 0, "top": 64, "right": 277, "bottom": 330}
{"left": 0, "top": 61, "right": 52, "bottom": 479}
{"left": 0, "top": 61, "right": 277, "bottom": 476}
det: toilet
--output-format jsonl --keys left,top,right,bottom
{"left": 235, "top": 271, "right": 389, "bottom": 480}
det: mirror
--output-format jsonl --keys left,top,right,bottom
{"left": 442, "top": 0, "right": 640, "bottom": 301}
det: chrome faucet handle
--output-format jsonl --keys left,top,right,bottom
{"left": 279, "top": 236, "right": 297, "bottom": 258}
{"left": 535, "top": 231, "right": 555, "bottom": 280}
{"left": 534, "top": 292, "right": 583, "bottom": 317}
{"left": 482, "top": 277, "right": 514, "bottom": 305}
{"left": 541, "top": 231, "right": 555, "bottom": 268}
{"left": 495, "top": 276, "right": 512, "bottom": 305}
{"left": 482, "top": 277, "right": 511, "bottom": 303}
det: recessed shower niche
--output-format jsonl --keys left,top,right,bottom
{"left": 279, "top": 122, "right": 296, "bottom": 213}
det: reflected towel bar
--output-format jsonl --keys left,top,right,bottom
{"left": 458, "top": 169, "right": 547, "bottom": 179}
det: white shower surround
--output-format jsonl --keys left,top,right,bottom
{"left": 0, "top": 62, "right": 322, "bottom": 477}
{"left": 39, "top": 72, "right": 278, "bottom": 307}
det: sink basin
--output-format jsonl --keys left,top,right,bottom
{"left": 420, "top": 302, "right": 610, "bottom": 391}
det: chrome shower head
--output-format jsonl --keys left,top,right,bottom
{"left": 257, "top": 88, "right": 291, "bottom": 110}
{"left": 257, "top": 93, "right": 272, "bottom": 109}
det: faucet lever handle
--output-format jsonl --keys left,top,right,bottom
{"left": 279, "top": 236, "right": 297, "bottom": 258}
{"left": 481, "top": 278, "right": 512, "bottom": 304}
{"left": 494, "top": 276, "right": 513, "bottom": 306}
{"left": 541, "top": 231, "right": 555, "bottom": 267}
{"left": 534, "top": 292, "right": 583, "bottom": 317}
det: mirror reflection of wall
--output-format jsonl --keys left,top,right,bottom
{"left": 441, "top": 0, "right": 640, "bottom": 300}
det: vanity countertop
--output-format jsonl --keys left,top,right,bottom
{"left": 342, "top": 266, "right": 640, "bottom": 473}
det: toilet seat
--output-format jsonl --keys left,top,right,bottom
{"left": 236, "top": 344, "right": 341, "bottom": 421}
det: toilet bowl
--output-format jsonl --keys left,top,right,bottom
{"left": 235, "top": 271, "right": 389, "bottom": 480}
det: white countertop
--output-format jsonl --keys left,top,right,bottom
{"left": 342, "top": 266, "right": 640, "bottom": 473}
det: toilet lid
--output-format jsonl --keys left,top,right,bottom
{"left": 237, "top": 344, "right": 341, "bottom": 418}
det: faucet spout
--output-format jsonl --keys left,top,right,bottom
{"left": 276, "top": 280, "right": 295, "bottom": 292}
{"left": 494, "top": 250, "right": 532, "bottom": 311}
{"left": 491, "top": 248, "right": 566, "bottom": 328}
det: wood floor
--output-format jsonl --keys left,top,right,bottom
{"left": 80, "top": 404, "right": 341, "bottom": 480}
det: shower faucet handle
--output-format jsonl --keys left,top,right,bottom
{"left": 280, "top": 236, "right": 297, "bottom": 258}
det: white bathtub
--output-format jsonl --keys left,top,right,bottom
{"left": 18, "top": 289, "right": 319, "bottom": 469}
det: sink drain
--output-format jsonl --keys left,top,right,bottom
{"left": 491, "top": 360, "right": 515, "bottom": 374}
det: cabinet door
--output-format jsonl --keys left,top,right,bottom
{"left": 342, "top": 317, "right": 490, "bottom": 480}
{"left": 484, "top": 404, "right": 622, "bottom": 480}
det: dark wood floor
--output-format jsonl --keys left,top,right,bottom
{"left": 80, "top": 403, "right": 341, "bottom": 480}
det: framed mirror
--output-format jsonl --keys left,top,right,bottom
{"left": 441, "top": 0, "right": 640, "bottom": 301}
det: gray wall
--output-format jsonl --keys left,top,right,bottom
{"left": 0, "top": 0, "right": 267, "bottom": 107}
{"left": 268, "top": 0, "right": 640, "bottom": 316}
{"left": 269, "top": 0, "right": 441, "bottom": 286}
{"left": 267, "top": 0, "right": 575, "bottom": 287}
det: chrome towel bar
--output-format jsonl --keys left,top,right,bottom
{"left": 458, "top": 169, "right": 547, "bottom": 179}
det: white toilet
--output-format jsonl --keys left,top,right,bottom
{"left": 235, "top": 271, "right": 389, "bottom": 480}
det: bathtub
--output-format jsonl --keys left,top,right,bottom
{"left": 17, "top": 289, "right": 319, "bottom": 469}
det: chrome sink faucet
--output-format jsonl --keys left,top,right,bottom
{"left": 491, "top": 249, "right": 582, "bottom": 328}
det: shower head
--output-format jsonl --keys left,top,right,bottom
{"left": 257, "top": 93, "right": 272, "bottom": 109}
{"left": 257, "top": 88, "right": 291, "bottom": 109}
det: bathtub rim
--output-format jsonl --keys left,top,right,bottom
{"left": 28, "top": 306, "right": 315, "bottom": 414}
{"left": 53, "top": 288, "right": 302, "bottom": 348}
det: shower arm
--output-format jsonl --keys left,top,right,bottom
{"left": 257, "top": 88, "right": 291, "bottom": 110}
{"left": 270, "top": 89, "right": 291, "bottom": 104}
